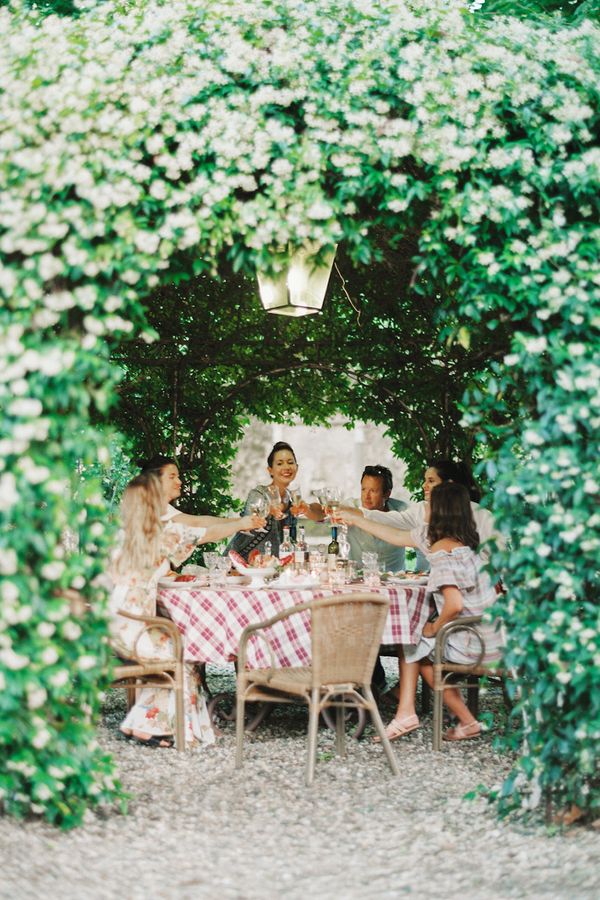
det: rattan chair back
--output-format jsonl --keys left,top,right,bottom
{"left": 311, "top": 594, "right": 390, "bottom": 687}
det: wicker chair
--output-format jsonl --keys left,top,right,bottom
{"left": 110, "top": 610, "right": 186, "bottom": 752}
{"left": 235, "top": 593, "right": 400, "bottom": 785}
{"left": 432, "top": 615, "right": 507, "bottom": 751}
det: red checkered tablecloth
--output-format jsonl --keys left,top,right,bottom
{"left": 157, "top": 582, "right": 431, "bottom": 669}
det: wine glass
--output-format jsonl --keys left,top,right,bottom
{"left": 338, "top": 527, "right": 351, "bottom": 561}
{"left": 323, "top": 486, "right": 341, "bottom": 522}
{"left": 266, "top": 484, "right": 284, "bottom": 519}
{"left": 362, "top": 551, "right": 379, "bottom": 570}
{"left": 203, "top": 551, "right": 220, "bottom": 581}
{"left": 289, "top": 487, "right": 303, "bottom": 517}
{"left": 249, "top": 493, "right": 269, "bottom": 531}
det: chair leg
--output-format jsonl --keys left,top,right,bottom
{"left": 174, "top": 664, "right": 186, "bottom": 752}
{"left": 126, "top": 686, "right": 136, "bottom": 711}
{"left": 235, "top": 683, "right": 246, "bottom": 769}
{"left": 306, "top": 688, "right": 320, "bottom": 786}
{"left": 432, "top": 671, "right": 444, "bottom": 752}
{"left": 335, "top": 701, "right": 346, "bottom": 758}
{"left": 235, "top": 682, "right": 246, "bottom": 769}
{"left": 420, "top": 678, "right": 431, "bottom": 715}
{"left": 364, "top": 686, "right": 400, "bottom": 777}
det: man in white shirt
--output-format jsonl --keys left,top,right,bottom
{"left": 360, "top": 461, "right": 500, "bottom": 567}
{"left": 347, "top": 465, "right": 409, "bottom": 571}
{"left": 345, "top": 465, "right": 408, "bottom": 694}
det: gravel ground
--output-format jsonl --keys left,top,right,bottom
{"left": 1, "top": 664, "right": 599, "bottom": 900}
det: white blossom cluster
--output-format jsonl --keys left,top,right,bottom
{"left": 0, "top": 0, "right": 599, "bottom": 824}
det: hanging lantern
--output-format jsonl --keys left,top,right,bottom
{"left": 257, "top": 244, "right": 337, "bottom": 317}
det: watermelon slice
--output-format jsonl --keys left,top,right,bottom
{"left": 228, "top": 550, "right": 250, "bottom": 569}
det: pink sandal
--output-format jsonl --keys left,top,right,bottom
{"left": 443, "top": 721, "right": 482, "bottom": 741}
{"left": 373, "top": 714, "right": 420, "bottom": 743}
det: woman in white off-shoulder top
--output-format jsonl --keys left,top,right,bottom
{"left": 340, "top": 480, "right": 504, "bottom": 744}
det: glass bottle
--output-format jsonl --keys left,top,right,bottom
{"left": 327, "top": 526, "right": 339, "bottom": 571}
{"left": 279, "top": 526, "right": 293, "bottom": 563}
{"left": 295, "top": 525, "right": 308, "bottom": 573}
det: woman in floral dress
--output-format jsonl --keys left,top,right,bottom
{"left": 110, "top": 471, "right": 264, "bottom": 747}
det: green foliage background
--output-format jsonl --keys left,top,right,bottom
{"left": 0, "top": 0, "right": 598, "bottom": 826}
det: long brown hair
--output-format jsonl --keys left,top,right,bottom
{"left": 113, "top": 472, "right": 164, "bottom": 575}
{"left": 427, "top": 482, "right": 480, "bottom": 550}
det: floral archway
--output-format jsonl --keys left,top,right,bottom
{"left": 1, "top": 0, "right": 598, "bottom": 825}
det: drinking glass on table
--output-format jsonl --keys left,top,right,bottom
{"left": 362, "top": 551, "right": 379, "bottom": 570}
{"left": 204, "top": 551, "right": 220, "bottom": 580}
{"left": 211, "top": 557, "right": 230, "bottom": 588}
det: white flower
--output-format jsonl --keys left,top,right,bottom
{"left": 0, "top": 473, "right": 19, "bottom": 512}
{"left": 31, "top": 727, "right": 52, "bottom": 754}
{"left": 83, "top": 315, "right": 105, "bottom": 336}
{"left": 523, "top": 429, "right": 544, "bottom": 446}
{"left": 537, "top": 544, "right": 552, "bottom": 558}
{"left": 41, "top": 647, "right": 59, "bottom": 666}
{"left": 523, "top": 336, "right": 547, "bottom": 354}
{"left": 556, "top": 671, "right": 571, "bottom": 685}
{"left": 27, "top": 687, "right": 47, "bottom": 709}
{"left": 78, "top": 655, "right": 97, "bottom": 671}
{"left": 307, "top": 200, "right": 334, "bottom": 220}
{"left": 37, "top": 622, "right": 56, "bottom": 638}
{"left": 40, "top": 561, "right": 66, "bottom": 581}
{"left": 62, "top": 622, "right": 82, "bottom": 641}
{"left": 8, "top": 398, "right": 43, "bottom": 417}
{"left": 49, "top": 670, "right": 69, "bottom": 688}
{"left": 0, "top": 648, "right": 29, "bottom": 670}
{"left": 1, "top": 580, "right": 18, "bottom": 602}
{"left": 134, "top": 231, "right": 160, "bottom": 254}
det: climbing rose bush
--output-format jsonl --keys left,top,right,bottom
{"left": 0, "top": 0, "right": 598, "bottom": 824}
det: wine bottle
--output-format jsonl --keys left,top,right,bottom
{"left": 295, "top": 525, "right": 308, "bottom": 573}
{"left": 279, "top": 525, "right": 293, "bottom": 563}
{"left": 327, "top": 526, "right": 339, "bottom": 571}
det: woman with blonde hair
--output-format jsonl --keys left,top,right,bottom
{"left": 109, "top": 472, "right": 265, "bottom": 747}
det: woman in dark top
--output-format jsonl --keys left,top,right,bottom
{"left": 228, "top": 441, "right": 320, "bottom": 560}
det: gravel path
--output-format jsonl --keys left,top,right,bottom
{"left": 1, "top": 666, "right": 598, "bottom": 900}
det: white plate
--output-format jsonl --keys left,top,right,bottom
{"left": 181, "top": 564, "right": 208, "bottom": 576}
{"left": 386, "top": 576, "right": 428, "bottom": 586}
{"left": 270, "top": 578, "right": 319, "bottom": 591}
{"left": 158, "top": 577, "right": 205, "bottom": 590}
{"left": 235, "top": 566, "right": 276, "bottom": 581}
{"left": 226, "top": 575, "right": 251, "bottom": 586}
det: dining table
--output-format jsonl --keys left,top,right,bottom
{"left": 157, "top": 579, "right": 432, "bottom": 670}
